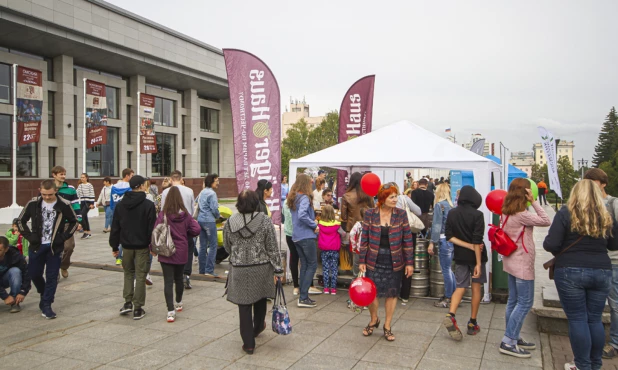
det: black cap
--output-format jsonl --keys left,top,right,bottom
{"left": 129, "top": 175, "right": 148, "bottom": 189}
{"left": 318, "top": 170, "right": 325, "bottom": 175}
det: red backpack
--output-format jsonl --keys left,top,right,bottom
{"left": 488, "top": 215, "right": 527, "bottom": 257}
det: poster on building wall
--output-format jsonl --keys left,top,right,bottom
{"left": 139, "top": 93, "right": 157, "bottom": 154}
{"left": 336, "top": 75, "right": 375, "bottom": 201}
{"left": 16, "top": 66, "right": 43, "bottom": 146}
{"left": 85, "top": 80, "right": 108, "bottom": 149}
{"left": 223, "top": 49, "right": 282, "bottom": 225}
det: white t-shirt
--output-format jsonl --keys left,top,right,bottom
{"left": 313, "top": 189, "right": 324, "bottom": 210}
{"left": 41, "top": 201, "right": 57, "bottom": 244}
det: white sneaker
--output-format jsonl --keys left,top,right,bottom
{"left": 145, "top": 274, "right": 153, "bottom": 286}
{"left": 167, "top": 311, "right": 175, "bottom": 323}
{"left": 174, "top": 302, "right": 183, "bottom": 312}
{"left": 293, "top": 288, "right": 299, "bottom": 296}
{"left": 193, "top": 257, "right": 198, "bottom": 264}
{"left": 308, "top": 287, "right": 322, "bottom": 295}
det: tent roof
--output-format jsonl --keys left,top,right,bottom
{"left": 485, "top": 155, "right": 528, "bottom": 177}
{"left": 290, "top": 120, "right": 501, "bottom": 172}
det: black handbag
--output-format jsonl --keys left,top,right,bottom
{"left": 543, "top": 236, "right": 583, "bottom": 280}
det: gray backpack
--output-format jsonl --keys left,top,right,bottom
{"left": 151, "top": 214, "right": 176, "bottom": 257}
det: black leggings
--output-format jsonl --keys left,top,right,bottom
{"left": 160, "top": 262, "right": 184, "bottom": 311}
{"left": 286, "top": 236, "right": 299, "bottom": 288}
{"left": 238, "top": 298, "right": 267, "bottom": 349}
{"left": 80, "top": 203, "right": 91, "bottom": 231}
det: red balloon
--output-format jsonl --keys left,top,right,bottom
{"left": 486, "top": 189, "right": 508, "bottom": 215}
{"left": 361, "top": 173, "right": 381, "bottom": 197}
{"left": 349, "top": 276, "right": 377, "bottom": 307}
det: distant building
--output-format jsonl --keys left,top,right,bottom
{"left": 509, "top": 151, "right": 534, "bottom": 177}
{"left": 462, "top": 134, "right": 494, "bottom": 156}
{"left": 533, "top": 141, "right": 574, "bottom": 167}
{"left": 281, "top": 98, "right": 325, "bottom": 139}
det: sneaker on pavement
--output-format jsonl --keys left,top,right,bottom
{"left": 434, "top": 297, "right": 450, "bottom": 308}
{"left": 564, "top": 363, "right": 579, "bottom": 370}
{"left": 517, "top": 337, "right": 536, "bottom": 350}
{"left": 293, "top": 288, "right": 299, "bottom": 296}
{"left": 184, "top": 275, "right": 192, "bottom": 290}
{"left": 41, "top": 306, "right": 56, "bottom": 319}
{"left": 174, "top": 302, "right": 183, "bottom": 312}
{"left": 80, "top": 233, "right": 87, "bottom": 239}
{"left": 133, "top": 308, "right": 146, "bottom": 320}
{"left": 204, "top": 272, "right": 219, "bottom": 278}
{"left": 85, "top": 234, "right": 92, "bottom": 239}
{"left": 297, "top": 299, "right": 317, "bottom": 308}
{"left": 119, "top": 302, "right": 133, "bottom": 315}
{"left": 467, "top": 321, "right": 481, "bottom": 335}
{"left": 331, "top": 289, "right": 337, "bottom": 295}
{"left": 167, "top": 311, "right": 176, "bottom": 322}
{"left": 603, "top": 344, "right": 617, "bottom": 359}
{"left": 145, "top": 274, "right": 153, "bottom": 286}
{"left": 61, "top": 269, "right": 68, "bottom": 278}
{"left": 499, "top": 342, "right": 532, "bottom": 358}
{"left": 308, "top": 287, "right": 322, "bottom": 295}
{"left": 399, "top": 297, "right": 409, "bottom": 303}
{"left": 442, "top": 314, "right": 463, "bottom": 341}
{"left": 323, "top": 288, "right": 331, "bottom": 294}
{"left": 115, "top": 258, "right": 122, "bottom": 266}
{"left": 10, "top": 304, "right": 21, "bottom": 313}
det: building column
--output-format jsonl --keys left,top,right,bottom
{"left": 129, "top": 75, "right": 144, "bottom": 174}
{"left": 52, "top": 55, "right": 76, "bottom": 177}
{"left": 183, "top": 89, "right": 199, "bottom": 178}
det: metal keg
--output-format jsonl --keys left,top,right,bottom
{"left": 430, "top": 254, "right": 445, "bottom": 298}
{"left": 414, "top": 239, "right": 429, "bottom": 271}
{"left": 410, "top": 270, "right": 429, "bottom": 297}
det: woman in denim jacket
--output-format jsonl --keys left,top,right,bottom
{"left": 428, "top": 184, "right": 455, "bottom": 308}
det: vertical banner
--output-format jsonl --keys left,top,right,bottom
{"left": 538, "top": 127, "right": 562, "bottom": 198}
{"left": 16, "top": 66, "right": 43, "bottom": 146}
{"left": 470, "top": 138, "right": 486, "bottom": 156}
{"left": 223, "top": 49, "right": 282, "bottom": 225}
{"left": 85, "top": 80, "right": 108, "bottom": 149}
{"left": 336, "top": 75, "right": 375, "bottom": 201}
{"left": 139, "top": 93, "right": 157, "bottom": 154}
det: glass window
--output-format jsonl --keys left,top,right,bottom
{"left": 73, "top": 95, "right": 78, "bottom": 140}
{"left": 48, "top": 91, "right": 55, "bottom": 138}
{"left": 48, "top": 147, "right": 56, "bottom": 176}
{"left": 152, "top": 133, "right": 175, "bottom": 176}
{"left": 200, "top": 138, "right": 219, "bottom": 177}
{"left": 127, "top": 151, "right": 132, "bottom": 169}
{"left": 106, "top": 86, "right": 119, "bottom": 119}
{"left": 126, "top": 105, "right": 131, "bottom": 144}
{"left": 154, "top": 97, "right": 175, "bottom": 127}
{"left": 181, "top": 115, "right": 186, "bottom": 149}
{"left": 86, "top": 127, "right": 118, "bottom": 177}
{"left": 74, "top": 148, "right": 78, "bottom": 177}
{"left": 0, "top": 114, "right": 37, "bottom": 176}
{"left": 200, "top": 107, "right": 219, "bottom": 133}
{"left": 46, "top": 58, "right": 53, "bottom": 81}
{"left": 0, "top": 63, "right": 10, "bottom": 104}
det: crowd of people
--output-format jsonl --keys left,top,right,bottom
{"left": 2, "top": 166, "right": 618, "bottom": 367}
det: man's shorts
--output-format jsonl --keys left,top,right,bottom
{"left": 455, "top": 263, "right": 487, "bottom": 289}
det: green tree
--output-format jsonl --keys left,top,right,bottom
{"left": 557, "top": 156, "right": 580, "bottom": 199}
{"left": 530, "top": 163, "right": 548, "bottom": 183}
{"left": 281, "top": 111, "right": 340, "bottom": 178}
{"left": 600, "top": 151, "right": 618, "bottom": 196}
{"left": 592, "top": 107, "right": 618, "bottom": 167}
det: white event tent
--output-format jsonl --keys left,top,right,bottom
{"left": 288, "top": 120, "right": 501, "bottom": 301}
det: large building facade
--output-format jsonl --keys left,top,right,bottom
{"left": 0, "top": 0, "right": 237, "bottom": 207}
{"left": 533, "top": 141, "right": 574, "bottom": 167}
{"left": 281, "top": 98, "right": 324, "bottom": 139}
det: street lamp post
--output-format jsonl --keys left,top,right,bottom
{"left": 577, "top": 158, "right": 588, "bottom": 179}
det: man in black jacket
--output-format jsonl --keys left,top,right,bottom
{"left": 0, "top": 236, "right": 31, "bottom": 313}
{"left": 411, "top": 178, "right": 435, "bottom": 234}
{"left": 110, "top": 175, "right": 156, "bottom": 320}
{"left": 17, "top": 180, "right": 78, "bottom": 319}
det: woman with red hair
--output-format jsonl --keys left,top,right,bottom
{"left": 359, "top": 183, "right": 414, "bottom": 342}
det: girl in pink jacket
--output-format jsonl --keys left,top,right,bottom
{"left": 318, "top": 205, "right": 346, "bottom": 294}
{"left": 498, "top": 178, "right": 551, "bottom": 358}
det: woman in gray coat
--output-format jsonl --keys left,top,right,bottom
{"left": 224, "top": 190, "right": 283, "bottom": 355}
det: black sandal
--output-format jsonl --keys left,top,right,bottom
{"left": 363, "top": 319, "right": 380, "bottom": 337}
{"left": 383, "top": 325, "right": 395, "bottom": 341}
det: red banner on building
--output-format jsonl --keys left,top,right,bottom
{"left": 139, "top": 93, "right": 157, "bottom": 153}
{"left": 223, "top": 49, "right": 282, "bottom": 224}
{"left": 85, "top": 80, "right": 108, "bottom": 149}
{"left": 336, "top": 75, "right": 375, "bottom": 200}
{"left": 16, "top": 66, "right": 43, "bottom": 146}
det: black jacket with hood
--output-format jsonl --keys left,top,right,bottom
{"left": 109, "top": 191, "right": 156, "bottom": 251}
{"left": 17, "top": 196, "right": 78, "bottom": 255}
{"left": 0, "top": 246, "right": 31, "bottom": 299}
{"left": 445, "top": 185, "right": 488, "bottom": 266}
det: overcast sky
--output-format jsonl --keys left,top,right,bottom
{"left": 108, "top": 0, "right": 617, "bottom": 165}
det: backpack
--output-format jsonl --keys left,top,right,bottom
{"left": 151, "top": 214, "right": 176, "bottom": 257}
{"left": 488, "top": 215, "right": 527, "bottom": 257}
{"left": 402, "top": 197, "right": 425, "bottom": 233}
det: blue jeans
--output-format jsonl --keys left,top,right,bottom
{"left": 321, "top": 250, "right": 339, "bottom": 289}
{"left": 608, "top": 266, "right": 618, "bottom": 350}
{"left": 118, "top": 245, "right": 123, "bottom": 260}
{"left": 104, "top": 205, "right": 113, "bottom": 229}
{"left": 555, "top": 267, "right": 612, "bottom": 370}
{"left": 295, "top": 238, "right": 318, "bottom": 301}
{"left": 438, "top": 238, "right": 456, "bottom": 299}
{"left": 503, "top": 274, "right": 534, "bottom": 344}
{"left": 29, "top": 243, "right": 61, "bottom": 306}
{"left": 1, "top": 267, "right": 22, "bottom": 298}
{"left": 199, "top": 222, "right": 218, "bottom": 274}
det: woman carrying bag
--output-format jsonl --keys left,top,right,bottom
{"left": 543, "top": 180, "right": 618, "bottom": 370}
{"left": 224, "top": 190, "right": 283, "bottom": 355}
